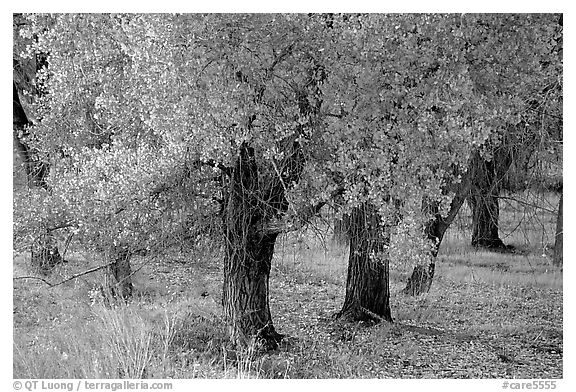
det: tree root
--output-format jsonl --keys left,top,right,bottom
{"left": 335, "top": 304, "right": 392, "bottom": 324}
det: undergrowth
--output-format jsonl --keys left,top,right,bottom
{"left": 13, "top": 194, "right": 562, "bottom": 379}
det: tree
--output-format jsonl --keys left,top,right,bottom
{"left": 464, "top": 14, "right": 563, "bottom": 251}
{"left": 467, "top": 145, "right": 514, "bottom": 250}
{"left": 400, "top": 13, "right": 562, "bottom": 294}
{"left": 19, "top": 13, "right": 334, "bottom": 347}
{"left": 322, "top": 14, "right": 511, "bottom": 305}
{"left": 16, "top": 13, "right": 562, "bottom": 346}
{"left": 403, "top": 162, "right": 474, "bottom": 295}
{"left": 312, "top": 13, "right": 496, "bottom": 317}
{"left": 337, "top": 203, "right": 392, "bottom": 322}
{"left": 13, "top": 14, "right": 63, "bottom": 272}
{"left": 15, "top": 14, "right": 172, "bottom": 296}
{"left": 553, "top": 193, "right": 562, "bottom": 267}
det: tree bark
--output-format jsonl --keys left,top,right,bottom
{"left": 222, "top": 144, "right": 284, "bottom": 350}
{"left": 14, "top": 81, "right": 63, "bottom": 271}
{"left": 106, "top": 248, "right": 134, "bottom": 300}
{"left": 336, "top": 203, "right": 393, "bottom": 323}
{"left": 30, "top": 230, "right": 62, "bottom": 274}
{"left": 13, "top": 82, "right": 50, "bottom": 190}
{"left": 553, "top": 193, "right": 563, "bottom": 267}
{"left": 468, "top": 192, "right": 506, "bottom": 248}
{"left": 468, "top": 148, "right": 514, "bottom": 250}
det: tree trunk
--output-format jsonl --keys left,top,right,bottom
{"left": 13, "top": 82, "right": 50, "bottom": 189}
{"left": 468, "top": 148, "right": 513, "bottom": 250}
{"left": 106, "top": 248, "right": 134, "bottom": 300}
{"left": 222, "top": 144, "right": 283, "bottom": 350}
{"left": 403, "top": 163, "right": 474, "bottom": 295}
{"left": 30, "top": 230, "right": 62, "bottom": 274}
{"left": 14, "top": 81, "right": 63, "bottom": 271}
{"left": 336, "top": 203, "right": 393, "bottom": 323}
{"left": 402, "top": 209, "right": 447, "bottom": 296}
{"left": 468, "top": 192, "right": 506, "bottom": 249}
{"left": 553, "top": 193, "right": 563, "bottom": 267}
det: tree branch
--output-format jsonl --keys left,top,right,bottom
{"left": 193, "top": 159, "right": 232, "bottom": 176}
{"left": 262, "top": 185, "right": 345, "bottom": 235}
{"left": 47, "top": 221, "right": 76, "bottom": 232}
{"left": 498, "top": 195, "right": 557, "bottom": 214}
{"left": 13, "top": 261, "right": 116, "bottom": 288}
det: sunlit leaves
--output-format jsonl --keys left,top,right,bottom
{"left": 15, "top": 13, "right": 561, "bottom": 262}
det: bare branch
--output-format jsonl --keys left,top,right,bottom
{"left": 498, "top": 195, "right": 557, "bottom": 214}
{"left": 13, "top": 261, "right": 116, "bottom": 288}
{"left": 262, "top": 185, "right": 345, "bottom": 235}
{"left": 13, "top": 276, "right": 53, "bottom": 286}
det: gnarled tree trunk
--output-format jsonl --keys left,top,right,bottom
{"left": 222, "top": 144, "right": 284, "bottom": 350}
{"left": 336, "top": 203, "right": 392, "bottom": 323}
{"left": 13, "top": 82, "right": 50, "bottom": 189}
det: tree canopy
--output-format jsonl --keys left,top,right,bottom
{"left": 13, "top": 13, "right": 562, "bottom": 345}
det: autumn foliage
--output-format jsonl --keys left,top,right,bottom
{"left": 13, "top": 14, "right": 561, "bottom": 347}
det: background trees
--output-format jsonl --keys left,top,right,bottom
{"left": 400, "top": 13, "right": 562, "bottom": 294}
{"left": 14, "top": 13, "right": 562, "bottom": 348}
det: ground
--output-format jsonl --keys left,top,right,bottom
{"left": 13, "top": 194, "right": 562, "bottom": 379}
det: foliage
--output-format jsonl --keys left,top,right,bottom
{"left": 14, "top": 13, "right": 561, "bottom": 262}
{"left": 13, "top": 12, "right": 563, "bottom": 376}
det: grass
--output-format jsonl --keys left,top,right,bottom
{"left": 13, "top": 250, "right": 268, "bottom": 379}
{"left": 13, "top": 192, "right": 563, "bottom": 379}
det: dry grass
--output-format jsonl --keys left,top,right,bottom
{"left": 13, "top": 250, "right": 271, "bottom": 379}
{"left": 13, "top": 193, "right": 562, "bottom": 379}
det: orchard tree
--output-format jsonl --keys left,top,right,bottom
{"left": 16, "top": 14, "right": 185, "bottom": 297}
{"left": 13, "top": 82, "right": 63, "bottom": 272}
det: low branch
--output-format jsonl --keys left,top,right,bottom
{"left": 13, "top": 275, "right": 53, "bottom": 286}
{"left": 13, "top": 261, "right": 115, "bottom": 288}
{"left": 498, "top": 195, "right": 557, "bottom": 214}
{"left": 263, "top": 185, "right": 345, "bottom": 235}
